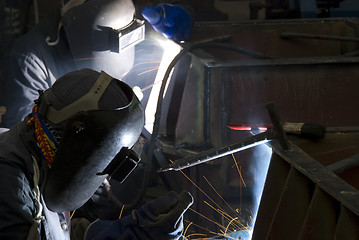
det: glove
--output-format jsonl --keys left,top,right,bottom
{"left": 142, "top": 4, "right": 192, "bottom": 42}
{"left": 132, "top": 191, "right": 193, "bottom": 238}
{"left": 84, "top": 191, "right": 193, "bottom": 240}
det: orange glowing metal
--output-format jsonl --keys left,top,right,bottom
{"left": 227, "top": 122, "right": 272, "bottom": 131}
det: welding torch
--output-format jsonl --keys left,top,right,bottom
{"left": 158, "top": 102, "right": 290, "bottom": 172}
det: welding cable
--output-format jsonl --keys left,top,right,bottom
{"left": 125, "top": 37, "right": 273, "bottom": 210}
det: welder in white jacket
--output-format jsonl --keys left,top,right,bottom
{"left": 1, "top": 0, "right": 192, "bottom": 128}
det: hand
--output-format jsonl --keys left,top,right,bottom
{"left": 142, "top": 4, "right": 192, "bottom": 42}
{"left": 84, "top": 191, "right": 193, "bottom": 240}
{"left": 132, "top": 191, "right": 193, "bottom": 238}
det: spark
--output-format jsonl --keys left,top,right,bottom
{"left": 188, "top": 207, "right": 226, "bottom": 231}
{"left": 135, "top": 48, "right": 144, "bottom": 54}
{"left": 183, "top": 222, "right": 193, "bottom": 239}
{"left": 137, "top": 67, "right": 159, "bottom": 76}
{"left": 184, "top": 219, "right": 224, "bottom": 238}
{"left": 169, "top": 160, "right": 227, "bottom": 214}
{"left": 170, "top": 158, "right": 253, "bottom": 238}
{"left": 132, "top": 60, "right": 160, "bottom": 68}
{"left": 232, "top": 153, "right": 246, "bottom": 187}
{"left": 118, "top": 204, "right": 125, "bottom": 219}
{"left": 203, "top": 176, "right": 238, "bottom": 215}
{"left": 72, "top": 57, "right": 96, "bottom": 62}
{"left": 203, "top": 201, "right": 244, "bottom": 230}
{"left": 185, "top": 233, "right": 207, "bottom": 239}
{"left": 203, "top": 201, "right": 232, "bottom": 224}
{"left": 70, "top": 210, "right": 76, "bottom": 219}
{"left": 224, "top": 217, "right": 238, "bottom": 236}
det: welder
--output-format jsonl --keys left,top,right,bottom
{"left": 0, "top": 68, "right": 193, "bottom": 239}
{"left": 1, "top": 0, "right": 192, "bottom": 128}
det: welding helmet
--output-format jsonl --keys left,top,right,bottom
{"left": 38, "top": 68, "right": 144, "bottom": 212}
{"left": 61, "top": 0, "right": 145, "bottom": 79}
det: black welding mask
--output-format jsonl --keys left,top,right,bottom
{"left": 38, "top": 69, "right": 144, "bottom": 212}
{"left": 61, "top": 0, "right": 145, "bottom": 79}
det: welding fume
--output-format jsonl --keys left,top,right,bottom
{"left": 0, "top": 0, "right": 195, "bottom": 239}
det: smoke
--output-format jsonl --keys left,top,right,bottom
{"left": 123, "top": 31, "right": 182, "bottom": 134}
{"left": 246, "top": 143, "right": 272, "bottom": 239}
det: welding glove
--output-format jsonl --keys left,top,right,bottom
{"left": 84, "top": 191, "right": 193, "bottom": 240}
{"left": 142, "top": 4, "right": 192, "bottom": 42}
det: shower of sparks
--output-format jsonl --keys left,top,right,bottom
{"left": 189, "top": 207, "right": 228, "bottom": 231}
{"left": 170, "top": 159, "right": 229, "bottom": 215}
{"left": 184, "top": 219, "right": 226, "bottom": 238}
{"left": 203, "top": 176, "right": 237, "bottom": 215}
{"left": 203, "top": 201, "right": 244, "bottom": 230}
{"left": 169, "top": 156, "right": 254, "bottom": 240}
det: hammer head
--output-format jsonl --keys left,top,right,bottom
{"left": 265, "top": 102, "right": 291, "bottom": 150}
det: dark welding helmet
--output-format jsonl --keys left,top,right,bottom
{"left": 38, "top": 68, "right": 144, "bottom": 212}
{"left": 61, "top": 0, "right": 145, "bottom": 79}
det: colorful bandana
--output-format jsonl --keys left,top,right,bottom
{"left": 27, "top": 105, "right": 59, "bottom": 167}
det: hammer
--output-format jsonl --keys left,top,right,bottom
{"left": 157, "top": 102, "right": 290, "bottom": 172}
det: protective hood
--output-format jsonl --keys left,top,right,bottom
{"left": 39, "top": 69, "right": 144, "bottom": 212}
{"left": 61, "top": 0, "right": 145, "bottom": 79}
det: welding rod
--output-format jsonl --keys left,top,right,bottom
{"left": 157, "top": 131, "right": 272, "bottom": 172}
{"left": 158, "top": 102, "right": 290, "bottom": 172}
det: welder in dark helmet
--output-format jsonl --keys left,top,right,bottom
{"left": 1, "top": 0, "right": 192, "bottom": 128}
{"left": 0, "top": 68, "right": 193, "bottom": 239}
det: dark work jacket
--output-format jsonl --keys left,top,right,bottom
{"left": 0, "top": 121, "right": 182, "bottom": 239}
{"left": 0, "top": 120, "right": 74, "bottom": 239}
